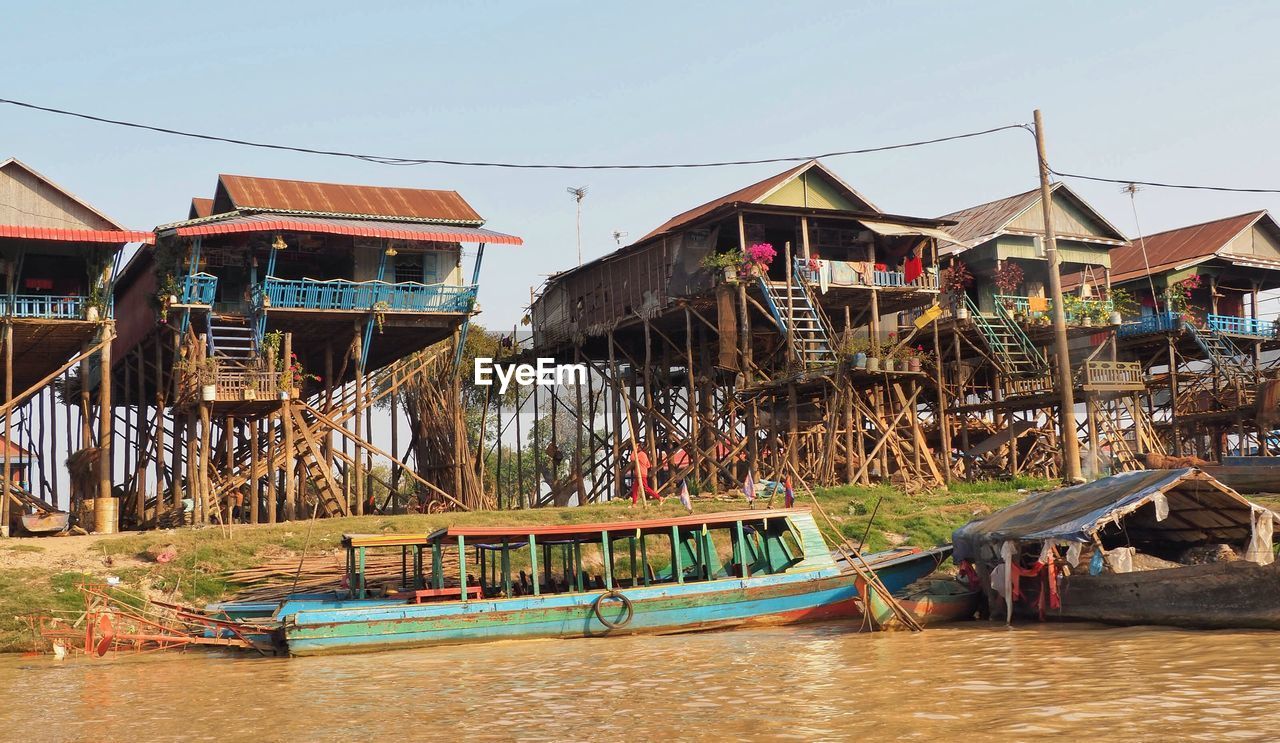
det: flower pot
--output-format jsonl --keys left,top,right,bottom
{"left": 883, "top": 358, "right": 896, "bottom": 372}
{"left": 866, "top": 357, "right": 880, "bottom": 372}
{"left": 85, "top": 305, "right": 100, "bottom": 322}
{"left": 853, "top": 352, "right": 867, "bottom": 369}
{"left": 908, "top": 358, "right": 922, "bottom": 372}
{"left": 1081, "top": 317, "right": 1092, "bottom": 327}
{"left": 723, "top": 266, "right": 736, "bottom": 283}
{"left": 262, "top": 295, "right": 271, "bottom": 307}
{"left": 278, "top": 390, "right": 290, "bottom": 401}
{"left": 200, "top": 384, "right": 216, "bottom": 402}
{"left": 291, "top": 387, "right": 301, "bottom": 399}
{"left": 1109, "top": 311, "right": 1123, "bottom": 325}
{"left": 168, "top": 294, "right": 178, "bottom": 305}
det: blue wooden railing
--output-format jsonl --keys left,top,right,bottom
{"left": 258, "top": 277, "right": 478, "bottom": 313}
{"left": 1207, "top": 313, "right": 1276, "bottom": 338}
{"left": 181, "top": 273, "right": 218, "bottom": 305}
{"left": 792, "top": 258, "right": 938, "bottom": 289}
{"left": 1118, "top": 311, "right": 1180, "bottom": 338}
{"left": 0, "top": 294, "right": 91, "bottom": 319}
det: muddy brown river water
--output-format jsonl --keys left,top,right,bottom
{"left": 3, "top": 622, "right": 1277, "bottom": 741}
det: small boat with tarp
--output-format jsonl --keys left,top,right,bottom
{"left": 207, "top": 509, "right": 946, "bottom": 655}
{"left": 953, "top": 468, "right": 1280, "bottom": 629}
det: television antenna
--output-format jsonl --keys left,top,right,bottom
{"left": 567, "top": 186, "right": 588, "bottom": 265}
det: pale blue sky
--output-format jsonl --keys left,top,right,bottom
{"left": 5, "top": 1, "right": 1280, "bottom": 326}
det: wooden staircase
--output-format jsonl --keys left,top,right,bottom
{"left": 966, "top": 296, "right": 1048, "bottom": 377}
{"left": 758, "top": 277, "right": 836, "bottom": 367}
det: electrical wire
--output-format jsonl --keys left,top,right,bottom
{"left": 0, "top": 96, "right": 1027, "bottom": 170}
{"left": 1051, "top": 167, "right": 1280, "bottom": 194}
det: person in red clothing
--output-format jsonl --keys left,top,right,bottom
{"left": 630, "top": 444, "right": 663, "bottom": 505}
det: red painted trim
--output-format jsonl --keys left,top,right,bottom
{"left": 0, "top": 225, "right": 153, "bottom": 244}
{"left": 175, "top": 216, "right": 522, "bottom": 245}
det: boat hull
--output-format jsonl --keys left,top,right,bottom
{"left": 281, "top": 548, "right": 949, "bottom": 656}
{"left": 1053, "top": 559, "right": 1280, "bottom": 629}
{"left": 283, "top": 570, "right": 856, "bottom": 656}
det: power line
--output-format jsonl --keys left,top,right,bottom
{"left": 0, "top": 96, "right": 1027, "bottom": 170}
{"left": 1050, "top": 167, "right": 1280, "bottom": 194}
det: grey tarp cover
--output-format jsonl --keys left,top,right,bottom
{"left": 952, "top": 468, "right": 1279, "bottom": 562}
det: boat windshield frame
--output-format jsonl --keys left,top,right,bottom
{"left": 340, "top": 509, "right": 813, "bottom": 602}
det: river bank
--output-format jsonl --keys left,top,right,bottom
{"left": 1, "top": 477, "right": 1053, "bottom": 652}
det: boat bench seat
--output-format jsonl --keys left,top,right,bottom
{"left": 406, "top": 586, "right": 482, "bottom": 604}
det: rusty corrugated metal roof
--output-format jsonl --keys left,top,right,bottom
{"left": 937, "top": 182, "right": 1126, "bottom": 255}
{"left": 1109, "top": 211, "right": 1269, "bottom": 284}
{"left": 189, "top": 197, "right": 214, "bottom": 219}
{"left": 937, "top": 187, "right": 1041, "bottom": 250}
{"left": 171, "top": 213, "right": 520, "bottom": 245}
{"left": 636, "top": 160, "right": 879, "bottom": 243}
{"left": 215, "top": 174, "right": 484, "bottom": 224}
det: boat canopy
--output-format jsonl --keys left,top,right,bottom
{"left": 423, "top": 509, "right": 800, "bottom": 542}
{"left": 953, "top": 468, "right": 1280, "bottom": 563}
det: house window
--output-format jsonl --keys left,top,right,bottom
{"left": 394, "top": 257, "right": 423, "bottom": 284}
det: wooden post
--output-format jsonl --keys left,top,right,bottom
{"left": 197, "top": 401, "right": 212, "bottom": 524}
{"left": 249, "top": 416, "right": 260, "bottom": 524}
{"left": 135, "top": 349, "right": 148, "bottom": 525}
{"left": 97, "top": 326, "right": 113, "bottom": 509}
{"left": 352, "top": 326, "right": 364, "bottom": 516}
{"left": 1168, "top": 337, "right": 1181, "bottom": 457}
{"left": 607, "top": 332, "right": 623, "bottom": 502}
{"left": 1033, "top": 109, "right": 1083, "bottom": 483}
{"left": 1, "top": 322, "right": 10, "bottom": 535}
{"left": 185, "top": 414, "right": 197, "bottom": 524}
{"left": 282, "top": 332, "right": 296, "bottom": 521}
{"left": 683, "top": 308, "right": 700, "bottom": 489}
{"left": 266, "top": 408, "right": 278, "bottom": 523}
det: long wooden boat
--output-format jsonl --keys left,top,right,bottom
{"left": 1050, "top": 559, "right": 1280, "bottom": 629}
{"left": 219, "top": 509, "right": 947, "bottom": 656}
{"left": 1198, "top": 463, "right": 1280, "bottom": 494}
{"left": 861, "top": 576, "right": 978, "bottom": 629}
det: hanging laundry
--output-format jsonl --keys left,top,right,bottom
{"left": 903, "top": 249, "right": 924, "bottom": 285}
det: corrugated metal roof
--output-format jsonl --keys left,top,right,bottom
{"left": 936, "top": 187, "right": 1041, "bottom": 251}
{"left": 0, "top": 224, "right": 153, "bottom": 244}
{"left": 636, "top": 160, "right": 879, "bottom": 243}
{"left": 1109, "top": 211, "right": 1268, "bottom": 284}
{"left": 171, "top": 213, "right": 521, "bottom": 244}
{"left": 189, "top": 197, "right": 214, "bottom": 219}
{"left": 936, "top": 182, "right": 1127, "bottom": 255}
{"left": 217, "top": 174, "right": 484, "bottom": 224}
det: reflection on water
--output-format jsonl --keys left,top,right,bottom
{"left": 5, "top": 622, "right": 1279, "bottom": 741}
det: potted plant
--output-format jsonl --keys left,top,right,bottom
{"left": 1107, "top": 287, "right": 1138, "bottom": 325}
{"left": 702, "top": 250, "right": 744, "bottom": 283}
{"left": 941, "top": 260, "right": 974, "bottom": 320}
{"left": 993, "top": 262, "right": 1025, "bottom": 307}
{"left": 743, "top": 243, "right": 776, "bottom": 279}
{"left": 197, "top": 358, "right": 218, "bottom": 401}
{"left": 840, "top": 336, "right": 869, "bottom": 369}
{"left": 866, "top": 354, "right": 880, "bottom": 372}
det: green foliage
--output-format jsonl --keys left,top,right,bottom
{"left": 701, "top": 249, "right": 744, "bottom": 271}
{"left": 1107, "top": 287, "right": 1139, "bottom": 318}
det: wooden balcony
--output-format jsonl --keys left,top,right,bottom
{"left": 794, "top": 258, "right": 939, "bottom": 291}
{"left": 0, "top": 294, "right": 104, "bottom": 320}
{"left": 178, "top": 273, "right": 218, "bottom": 306}
{"left": 1207, "top": 313, "right": 1276, "bottom": 339}
{"left": 256, "top": 277, "right": 477, "bottom": 313}
{"left": 1081, "top": 360, "right": 1144, "bottom": 392}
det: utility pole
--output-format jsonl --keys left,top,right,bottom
{"left": 1034, "top": 109, "right": 1084, "bottom": 483}
{"left": 567, "top": 186, "right": 588, "bottom": 265}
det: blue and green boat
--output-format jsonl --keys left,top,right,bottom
{"left": 216, "top": 509, "right": 946, "bottom": 656}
